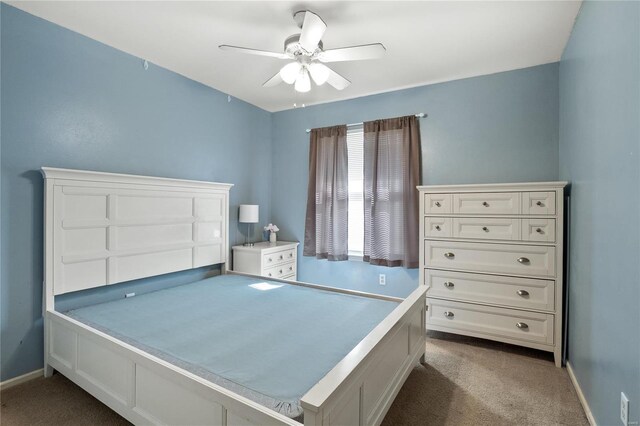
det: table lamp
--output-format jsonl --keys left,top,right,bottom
{"left": 239, "top": 204, "right": 259, "bottom": 246}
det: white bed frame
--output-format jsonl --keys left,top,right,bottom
{"left": 42, "top": 167, "right": 426, "bottom": 426}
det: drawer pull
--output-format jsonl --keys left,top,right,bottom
{"left": 444, "top": 252, "right": 455, "bottom": 259}
{"left": 289, "top": 266, "right": 293, "bottom": 271}
{"left": 289, "top": 253, "right": 294, "bottom": 258}
{"left": 279, "top": 255, "right": 284, "bottom": 260}
{"left": 482, "top": 226, "right": 489, "bottom": 232}
{"left": 435, "top": 225, "right": 441, "bottom": 231}
{"left": 536, "top": 201, "right": 544, "bottom": 206}
{"left": 279, "top": 269, "right": 283, "bottom": 274}
{"left": 443, "top": 281, "right": 454, "bottom": 288}
{"left": 435, "top": 201, "right": 441, "bottom": 207}
{"left": 516, "top": 322, "right": 529, "bottom": 330}
{"left": 268, "top": 273, "right": 272, "bottom": 277}
{"left": 517, "top": 290, "right": 530, "bottom": 297}
{"left": 517, "top": 257, "right": 530, "bottom": 264}
{"left": 482, "top": 201, "right": 489, "bottom": 207}
{"left": 536, "top": 228, "right": 544, "bottom": 234}
{"left": 443, "top": 311, "right": 454, "bottom": 318}
{"left": 268, "top": 257, "right": 273, "bottom": 262}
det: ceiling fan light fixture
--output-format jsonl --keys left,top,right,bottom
{"left": 294, "top": 68, "right": 311, "bottom": 93}
{"left": 309, "top": 62, "right": 330, "bottom": 85}
{"left": 280, "top": 62, "right": 301, "bottom": 84}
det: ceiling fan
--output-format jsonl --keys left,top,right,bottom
{"left": 219, "top": 10, "right": 386, "bottom": 93}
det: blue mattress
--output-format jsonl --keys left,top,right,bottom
{"left": 65, "top": 274, "right": 399, "bottom": 419}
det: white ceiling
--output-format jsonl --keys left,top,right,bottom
{"left": 8, "top": 1, "right": 581, "bottom": 112}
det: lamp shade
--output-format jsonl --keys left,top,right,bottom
{"left": 239, "top": 204, "right": 259, "bottom": 223}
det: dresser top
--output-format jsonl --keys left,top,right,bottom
{"left": 232, "top": 241, "right": 299, "bottom": 253}
{"left": 417, "top": 181, "right": 568, "bottom": 193}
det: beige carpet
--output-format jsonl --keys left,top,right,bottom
{"left": 1, "top": 332, "right": 588, "bottom": 425}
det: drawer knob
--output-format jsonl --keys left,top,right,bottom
{"left": 268, "top": 257, "right": 272, "bottom": 262}
{"left": 482, "top": 226, "right": 489, "bottom": 232}
{"left": 435, "top": 201, "right": 441, "bottom": 207}
{"left": 268, "top": 273, "right": 272, "bottom": 277}
{"left": 482, "top": 201, "right": 489, "bottom": 207}
{"left": 444, "top": 252, "right": 455, "bottom": 259}
{"left": 517, "top": 257, "right": 530, "bottom": 264}
{"left": 517, "top": 290, "right": 530, "bottom": 297}
{"left": 289, "top": 266, "right": 293, "bottom": 271}
{"left": 536, "top": 228, "right": 544, "bottom": 234}
{"left": 516, "top": 322, "right": 529, "bottom": 330}
{"left": 536, "top": 201, "right": 544, "bottom": 206}
{"left": 289, "top": 253, "right": 293, "bottom": 257}
{"left": 443, "top": 281, "right": 454, "bottom": 288}
{"left": 279, "top": 255, "right": 284, "bottom": 260}
{"left": 435, "top": 225, "right": 441, "bottom": 231}
{"left": 443, "top": 311, "right": 454, "bottom": 318}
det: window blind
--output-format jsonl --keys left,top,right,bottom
{"left": 347, "top": 124, "right": 364, "bottom": 256}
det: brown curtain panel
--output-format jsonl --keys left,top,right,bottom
{"left": 303, "top": 125, "right": 349, "bottom": 260}
{"left": 363, "top": 115, "right": 421, "bottom": 268}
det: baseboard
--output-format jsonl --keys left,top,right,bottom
{"left": 0, "top": 368, "right": 44, "bottom": 391}
{"left": 567, "top": 361, "right": 597, "bottom": 426}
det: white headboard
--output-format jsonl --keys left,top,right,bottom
{"left": 41, "top": 168, "right": 233, "bottom": 306}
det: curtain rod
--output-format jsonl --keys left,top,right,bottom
{"left": 305, "top": 113, "right": 426, "bottom": 133}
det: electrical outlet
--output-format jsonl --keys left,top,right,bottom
{"left": 379, "top": 274, "right": 386, "bottom": 286}
{"left": 621, "top": 392, "right": 629, "bottom": 426}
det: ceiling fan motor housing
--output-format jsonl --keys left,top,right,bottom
{"left": 284, "top": 34, "right": 323, "bottom": 57}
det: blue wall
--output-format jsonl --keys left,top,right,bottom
{"left": 0, "top": 4, "right": 272, "bottom": 381}
{"left": 271, "top": 63, "right": 560, "bottom": 298}
{"left": 559, "top": 1, "right": 640, "bottom": 424}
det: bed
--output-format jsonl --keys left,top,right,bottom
{"left": 41, "top": 167, "right": 426, "bottom": 426}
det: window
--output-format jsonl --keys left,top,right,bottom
{"left": 346, "top": 124, "right": 364, "bottom": 257}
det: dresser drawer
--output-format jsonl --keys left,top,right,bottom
{"left": 427, "top": 299, "right": 554, "bottom": 345}
{"left": 452, "top": 217, "right": 520, "bottom": 241}
{"left": 424, "top": 217, "right": 452, "bottom": 238}
{"left": 453, "top": 192, "right": 520, "bottom": 215}
{"left": 424, "top": 240, "right": 556, "bottom": 278}
{"left": 426, "top": 270, "right": 555, "bottom": 311}
{"left": 263, "top": 248, "right": 296, "bottom": 267}
{"left": 424, "top": 193, "right": 452, "bottom": 214}
{"left": 522, "top": 219, "right": 556, "bottom": 242}
{"left": 264, "top": 261, "right": 296, "bottom": 279}
{"left": 523, "top": 192, "right": 556, "bottom": 215}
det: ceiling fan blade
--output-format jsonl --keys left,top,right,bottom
{"left": 219, "top": 45, "right": 289, "bottom": 60}
{"left": 318, "top": 43, "right": 386, "bottom": 63}
{"left": 298, "top": 11, "right": 327, "bottom": 53}
{"left": 263, "top": 71, "right": 284, "bottom": 87}
{"left": 326, "top": 67, "right": 351, "bottom": 90}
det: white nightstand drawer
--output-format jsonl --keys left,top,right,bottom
{"left": 452, "top": 217, "right": 520, "bottom": 241}
{"left": 453, "top": 192, "right": 521, "bottom": 215}
{"left": 264, "top": 261, "right": 296, "bottom": 279}
{"left": 523, "top": 192, "right": 556, "bottom": 215}
{"left": 424, "top": 240, "right": 556, "bottom": 278}
{"left": 427, "top": 299, "right": 554, "bottom": 345}
{"left": 522, "top": 219, "right": 556, "bottom": 242}
{"left": 263, "top": 248, "right": 296, "bottom": 267}
{"left": 424, "top": 217, "right": 452, "bottom": 238}
{"left": 426, "top": 270, "right": 555, "bottom": 311}
{"left": 424, "top": 193, "right": 452, "bottom": 214}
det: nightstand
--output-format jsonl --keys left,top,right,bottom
{"left": 232, "top": 241, "right": 299, "bottom": 280}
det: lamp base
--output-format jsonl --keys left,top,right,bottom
{"left": 243, "top": 242, "right": 255, "bottom": 247}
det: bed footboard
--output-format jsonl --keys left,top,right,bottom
{"left": 45, "top": 311, "right": 298, "bottom": 426}
{"left": 301, "top": 286, "right": 427, "bottom": 426}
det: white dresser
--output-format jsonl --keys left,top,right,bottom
{"left": 232, "top": 241, "right": 299, "bottom": 280}
{"left": 418, "top": 182, "right": 567, "bottom": 366}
